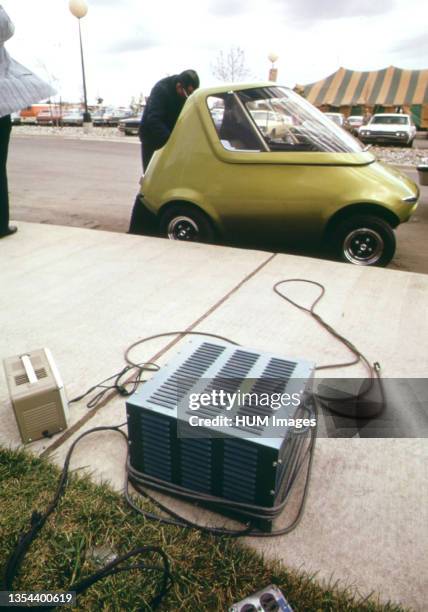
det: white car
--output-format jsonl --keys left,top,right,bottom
{"left": 250, "top": 110, "right": 293, "bottom": 138}
{"left": 358, "top": 113, "right": 416, "bottom": 147}
{"left": 323, "top": 112, "right": 345, "bottom": 127}
{"left": 62, "top": 111, "right": 84, "bottom": 126}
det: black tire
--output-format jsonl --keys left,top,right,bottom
{"left": 331, "top": 214, "right": 396, "bottom": 267}
{"left": 159, "top": 205, "right": 215, "bottom": 243}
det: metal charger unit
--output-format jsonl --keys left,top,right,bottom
{"left": 230, "top": 584, "right": 293, "bottom": 611}
{"left": 126, "top": 339, "right": 315, "bottom": 531}
{"left": 3, "top": 348, "right": 68, "bottom": 443}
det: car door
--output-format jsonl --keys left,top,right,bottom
{"left": 204, "top": 88, "right": 365, "bottom": 248}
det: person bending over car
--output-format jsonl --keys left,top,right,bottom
{"left": 128, "top": 69, "right": 200, "bottom": 235}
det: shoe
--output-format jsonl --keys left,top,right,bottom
{"left": 0, "top": 225, "right": 18, "bottom": 238}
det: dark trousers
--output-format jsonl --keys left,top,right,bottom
{"left": 0, "top": 115, "right": 12, "bottom": 233}
{"left": 141, "top": 141, "right": 154, "bottom": 174}
{"left": 128, "top": 140, "right": 156, "bottom": 235}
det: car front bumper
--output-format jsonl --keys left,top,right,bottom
{"left": 359, "top": 132, "right": 412, "bottom": 145}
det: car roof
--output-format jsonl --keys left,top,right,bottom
{"left": 373, "top": 113, "right": 409, "bottom": 118}
{"left": 191, "top": 82, "right": 290, "bottom": 99}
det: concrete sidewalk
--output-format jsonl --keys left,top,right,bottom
{"left": 1, "top": 222, "right": 427, "bottom": 610}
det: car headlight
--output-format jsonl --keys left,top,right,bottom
{"left": 396, "top": 131, "right": 407, "bottom": 138}
{"left": 402, "top": 195, "right": 419, "bottom": 204}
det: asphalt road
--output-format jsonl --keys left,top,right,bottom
{"left": 8, "top": 134, "right": 428, "bottom": 274}
{"left": 8, "top": 135, "right": 141, "bottom": 233}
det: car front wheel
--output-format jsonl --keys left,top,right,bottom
{"left": 159, "top": 205, "right": 215, "bottom": 243}
{"left": 332, "top": 215, "right": 396, "bottom": 266}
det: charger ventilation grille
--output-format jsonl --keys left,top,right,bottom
{"left": 15, "top": 368, "right": 48, "bottom": 386}
{"left": 222, "top": 439, "right": 258, "bottom": 503}
{"left": 22, "top": 402, "right": 57, "bottom": 433}
{"left": 235, "top": 358, "right": 297, "bottom": 434}
{"left": 189, "top": 349, "right": 259, "bottom": 418}
{"left": 147, "top": 342, "right": 225, "bottom": 410}
{"left": 140, "top": 411, "right": 173, "bottom": 481}
{"left": 180, "top": 438, "right": 212, "bottom": 493}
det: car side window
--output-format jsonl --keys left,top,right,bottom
{"left": 237, "top": 87, "right": 362, "bottom": 153}
{"left": 207, "top": 95, "right": 262, "bottom": 152}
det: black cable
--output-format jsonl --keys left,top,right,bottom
{"left": 273, "top": 279, "right": 372, "bottom": 373}
{"left": 124, "top": 330, "right": 239, "bottom": 368}
{"left": 273, "top": 279, "right": 385, "bottom": 417}
{"left": 69, "top": 362, "right": 160, "bottom": 410}
{"left": 1, "top": 426, "right": 173, "bottom": 610}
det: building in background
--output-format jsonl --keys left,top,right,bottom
{"left": 295, "top": 66, "right": 428, "bottom": 129}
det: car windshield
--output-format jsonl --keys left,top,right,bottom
{"left": 371, "top": 115, "right": 409, "bottom": 125}
{"left": 207, "top": 86, "right": 362, "bottom": 153}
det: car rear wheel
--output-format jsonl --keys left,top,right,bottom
{"left": 332, "top": 215, "right": 396, "bottom": 266}
{"left": 159, "top": 205, "right": 215, "bottom": 243}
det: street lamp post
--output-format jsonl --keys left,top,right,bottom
{"left": 268, "top": 52, "right": 279, "bottom": 82}
{"left": 69, "top": 0, "right": 91, "bottom": 127}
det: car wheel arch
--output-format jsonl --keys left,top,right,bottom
{"left": 324, "top": 203, "right": 400, "bottom": 238}
{"left": 158, "top": 200, "right": 221, "bottom": 233}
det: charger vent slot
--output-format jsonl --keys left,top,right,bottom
{"left": 15, "top": 368, "right": 48, "bottom": 386}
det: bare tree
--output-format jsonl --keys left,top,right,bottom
{"left": 36, "top": 59, "right": 62, "bottom": 126}
{"left": 129, "top": 92, "right": 145, "bottom": 114}
{"left": 211, "top": 46, "right": 250, "bottom": 82}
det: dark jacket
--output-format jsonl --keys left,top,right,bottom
{"left": 139, "top": 75, "right": 186, "bottom": 154}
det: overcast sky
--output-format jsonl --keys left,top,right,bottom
{"left": 4, "top": 0, "right": 427, "bottom": 107}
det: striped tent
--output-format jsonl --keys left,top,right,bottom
{"left": 298, "top": 66, "right": 428, "bottom": 107}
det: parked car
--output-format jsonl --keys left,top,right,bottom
{"left": 249, "top": 110, "right": 293, "bottom": 139}
{"left": 323, "top": 112, "right": 346, "bottom": 127}
{"left": 90, "top": 110, "right": 104, "bottom": 124}
{"left": 92, "top": 109, "right": 108, "bottom": 127}
{"left": 11, "top": 112, "right": 21, "bottom": 125}
{"left": 345, "top": 115, "right": 365, "bottom": 135}
{"left": 62, "top": 110, "right": 84, "bottom": 126}
{"left": 20, "top": 104, "right": 50, "bottom": 125}
{"left": 118, "top": 113, "right": 142, "bottom": 136}
{"left": 94, "top": 108, "right": 133, "bottom": 127}
{"left": 358, "top": 113, "right": 416, "bottom": 147}
{"left": 135, "top": 83, "right": 419, "bottom": 267}
{"left": 36, "top": 108, "right": 62, "bottom": 126}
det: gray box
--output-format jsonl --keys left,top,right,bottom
{"left": 126, "top": 339, "right": 315, "bottom": 531}
{"left": 3, "top": 348, "right": 68, "bottom": 443}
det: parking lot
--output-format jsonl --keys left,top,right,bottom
{"left": 8, "top": 131, "right": 428, "bottom": 274}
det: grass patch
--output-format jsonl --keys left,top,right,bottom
{"left": 0, "top": 447, "right": 408, "bottom": 611}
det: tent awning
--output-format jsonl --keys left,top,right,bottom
{"left": 298, "top": 66, "right": 428, "bottom": 107}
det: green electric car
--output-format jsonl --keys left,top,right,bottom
{"left": 137, "top": 83, "right": 419, "bottom": 266}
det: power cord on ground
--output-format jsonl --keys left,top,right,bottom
{"left": 1, "top": 426, "right": 172, "bottom": 610}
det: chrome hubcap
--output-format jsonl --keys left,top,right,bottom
{"left": 343, "top": 228, "right": 384, "bottom": 265}
{"left": 167, "top": 216, "right": 199, "bottom": 241}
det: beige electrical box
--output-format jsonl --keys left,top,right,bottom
{"left": 3, "top": 348, "right": 68, "bottom": 443}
